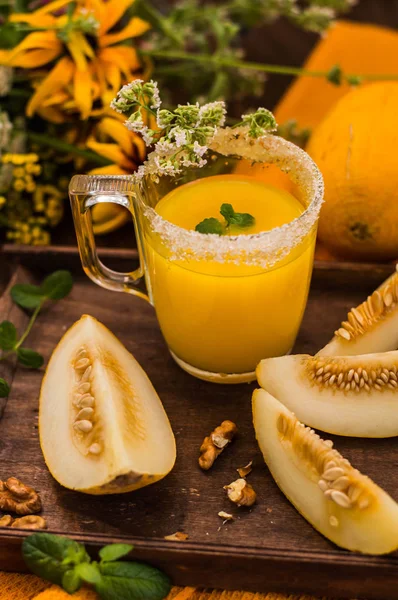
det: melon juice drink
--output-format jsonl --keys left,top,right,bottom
{"left": 145, "top": 174, "right": 314, "bottom": 376}
{"left": 70, "top": 129, "right": 323, "bottom": 383}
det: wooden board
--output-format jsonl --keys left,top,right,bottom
{"left": 1, "top": 259, "right": 398, "bottom": 600}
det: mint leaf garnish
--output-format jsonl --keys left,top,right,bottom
{"left": 62, "top": 569, "right": 82, "bottom": 594}
{"left": 96, "top": 561, "right": 171, "bottom": 600}
{"left": 0, "top": 321, "right": 17, "bottom": 351}
{"left": 17, "top": 348, "right": 44, "bottom": 369}
{"left": 0, "top": 378, "right": 10, "bottom": 398}
{"left": 195, "top": 217, "right": 224, "bottom": 235}
{"left": 11, "top": 284, "right": 43, "bottom": 309}
{"left": 11, "top": 270, "right": 73, "bottom": 309}
{"left": 40, "top": 270, "right": 73, "bottom": 301}
{"left": 99, "top": 544, "right": 133, "bottom": 563}
{"left": 195, "top": 204, "right": 255, "bottom": 234}
{"left": 220, "top": 203, "right": 255, "bottom": 229}
{"left": 22, "top": 533, "right": 87, "bottom": 587}
{"left": 23, "top": 533, "right": 171, "bottom": 600}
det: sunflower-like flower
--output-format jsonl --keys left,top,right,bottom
{"left": 1, "top": 0, "right": 150, "bottom": 120}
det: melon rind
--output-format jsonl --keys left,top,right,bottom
{"left": 252, "top": 389, "right": 398, "bottom": 555}
{"left": 39, "top": 315, "right": 176, "bottom": 495}
{"left": 257, "top": 351, "right": 398, "bottom": 438}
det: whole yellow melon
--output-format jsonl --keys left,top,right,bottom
{"left": 307, "top": 82, "right": 398, "bottom": 261}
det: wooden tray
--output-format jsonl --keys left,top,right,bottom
{"left": 1, "top": 258, "right": 398, "bottom": 600}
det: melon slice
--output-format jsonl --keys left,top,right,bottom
{"left": 319, "top": 266, "right": 398, "bottom": 356}
{"left": 257, "top": 351, "right": 398, "bottom": 437}
{"left": 252, "top": 388, "right": 398, "bottom": 554}
{"left": 39, "top": 315, "right": 176, "bottom": 495}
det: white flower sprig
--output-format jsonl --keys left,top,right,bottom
{"left": 111, "top": 79, "right": 277, "bottom": 179}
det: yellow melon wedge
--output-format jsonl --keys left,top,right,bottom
{"left": 252, "top": 388, "right": 398, "bottom": 555}
{"left": 257, "top": 351, "right": 398, "bottom": 438}
{"left": 319, "top": 266, "right": 398, "bottom": 356}
{"left": 39, "top": 315, "right": 176, "bottom": 495}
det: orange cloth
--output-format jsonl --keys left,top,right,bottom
{"left": 0, "top": 574, "right": 329, "bottom": 600}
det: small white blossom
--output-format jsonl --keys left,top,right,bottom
{"left": 171, "top": 127, "right": 188, "bottom": 147}
{"left": 192, "top": 141, "right": 207, "bottom": 157}
{"left": 148, "top": 80, "right": 161, "bottom": 109}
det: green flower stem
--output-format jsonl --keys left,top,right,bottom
{"left": 14, "top": 302, "right": 43, "bottom": 351}
{"left": 0, "top": 302, "right": 43, "bottom": 361}
{"left": 142, "top": 49, "right": 398, "bottom": 82}
{"left": 135, "top": 0, "right": 181, "bottom": 46}
{"left": 27, "top": 132, "right": 113, "bottom": 167}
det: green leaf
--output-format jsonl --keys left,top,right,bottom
{"left": 76, "top": 562, "right": 102, "bottom": 585}
{"left": 327, "top": 64, "right": 343, "bottom": 86}
{"left": 62, "top": 569, "right": 82, "bottom": 594}
{"left": 96, "top": 561, "right": 171, "bottom": 600}
{"left": 17, "top": 348, "right": 44, "bottom": 369}
{"left": 0, "top": 378, "right": 10, "bottom": 398}
{"left": 22, "top": 533, "right": 87, "bottom": 586}
{"left": 195, "top": 217, "right": 224, "bottom": 235}
{"left": 11, "top": 284, "right": 43, "bottom": 309}
{"left": 0, "top": 321, "right": 17, "bottom": 350}
{"left": 220, "top": 203, "right": 255, "bottom": 229}
{"left": 40, "top": 271, "right": 73, "bottom": 301}
{"left": 99, "top": 544, "right": 133, "bottom": 563}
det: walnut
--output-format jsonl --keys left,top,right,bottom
{"left": 218, "top": 511, "right": 234, "bottom": 521}
{"left": 11, "top": 516, "right": 47, "bottom": 530}
{"left": 0, "top": 477, "right": 42, "bottom": 515}
{"left": 237, "top": 461, "right": 253, "bottom": 478}
{"left": 199, "top": 420, "right": 237, "bottom": 470}
{"left": 164, "top": 531, "right": 188, "bottom": 541}
{"left": 0, "top": 515, "right": 14, "bottom": 527}
{"left": 224, "top": 478, "right": 257, "bottom": 507}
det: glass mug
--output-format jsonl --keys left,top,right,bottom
{"left": 69, "top": 129, "right": 323, "bottom": 384}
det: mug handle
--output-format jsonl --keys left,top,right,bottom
{"left": 69, "top": 174, "right": 148, "bottom": 301}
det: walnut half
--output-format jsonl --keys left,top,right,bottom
{"left": 11, "top": 516, "right": 47, "bottom": 530}
{"left": 0, "top": 477, "right": 42, "bottom": 515}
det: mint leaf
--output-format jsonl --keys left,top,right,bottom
{"left": 96, "top": 561, "right": 171, "bottom": 600}
{"left": 17, "top": 348, "right": 44, "bottom": 369}
{"left": 100, "top": 544, "right": 133, "bottom": 563}
{"left": 11, "top": 284, "right": 43, "bottom": 309}
{"left": 76, "top": 562, "right": 102, "bottom": 585}
{"left": 0, "top": 378, "right": 10, "bottom": 398}
{"left": 22, "top": 533, "right": 87, "bottom": 586}
{"left": 40, "top": 271, "right": 73, "bottom": 301}
{"left": 0, "top": 321, "right": 17, "bottom": 351}
{"left": 62, "top": 569, "right": 82, "bottom": 594}
{"left": 220, "top": 203, "right": 255, "bottom": 229}
{"left": 195, "top": 217, "right": 224, "bottom": 235}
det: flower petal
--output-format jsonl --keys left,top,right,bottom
{"left": 86, "top": 139, "right": 133, "bottom": 168}
{"left": 96, "top": 117, "right": 135, "bottom": 156}
{"left": 27, "top": 56, "right": 74, "bottom": 117}
{"left": 73, "top": 68, "right": 93, "bottom": 120}
{"left": 89, "top": 164, "right": 130, "bottom": 175}
{"left": 102, "top": 61, "right": 121, "bottom": 94}
{"left": 9, "top": 48, "right": 61, "bottom": 68}
{"left": 9, "top": 13, "right": 56, "bottom": 27}
{"left": 99, "top": 0, "right": 136, "bottom": 35}
{"left": 100, "top": 17, "right": 150, "bottom": 47}
{"left": 8, "top": 31, "right": 61, "bottom": 57}
{"left": 99, "top": 46, "right": 140, "bottom": 77}
{"left": 35, "top": 0, "right": 72, "bottom": 15}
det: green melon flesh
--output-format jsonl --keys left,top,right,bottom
{"left": 319, "top": 267, "right": 398, "bottom": 356}
{"left": 257, "top": 351, "right": 398, "bottom": 437}
{"left": 39, "top": 315, "right": 176, "bottom": 494}
{"left": 252, "top": 389, "right": 398, "bottom": 554}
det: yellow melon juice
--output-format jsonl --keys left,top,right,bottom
{"left": 143, "top": 174, "right": 317, "bottom": 378}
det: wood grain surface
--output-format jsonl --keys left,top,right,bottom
{"left": 1, "top": 261, "right": 398, "bottom": 598}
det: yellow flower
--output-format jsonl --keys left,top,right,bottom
{"left": 87, "top": 112, "right": 146, "bottom": 175}
{"left": 13, "top": 178, "right": 26, "bottom": 191}
{"left": 2, "top": 0, "right": 150, "bottom": 121}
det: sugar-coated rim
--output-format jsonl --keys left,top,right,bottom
{"left": 138, "top": 127, "right": 324, "bottom": 268}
